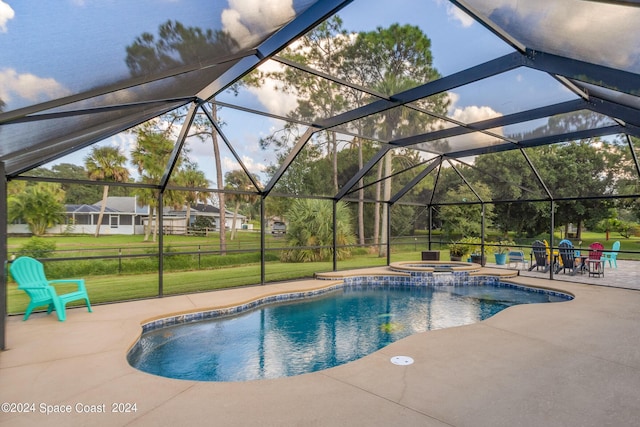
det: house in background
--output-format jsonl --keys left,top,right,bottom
{"left": 7, "top": 196, "right": 146, "bottom": 235}
{"left": 162, "top": 203, "right": 248, "bottom": 234}
{"left": 65, "top": 197, "right": 148, "bottom": 235}
{"left": 55, "top": 196, "right": 146, "bottom": 235}
{"left": 8, "top": 196, "right": 248, "bottom": 236}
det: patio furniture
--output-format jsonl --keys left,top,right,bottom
{"left": 507, "top": 250, "right": 528, "bottom": 270}
{"left": 601, "top": 241, "right": 620, "bottom": 268}
{"left": 421, "top": 250, "right": 440, "bottom": 261}
{"left": 10, "top": 256, "right": 92, "bottom": 321}
{"left": 529, "top": 240, "right": 550, "bottom": 272}
{"left": 587, "top": 242, "right": 605, "bottom": 278}
{"left": 544, "top": 239, "right": 561, "bottom": 271}
{"left": 557, "top": 240, "right": 578, "bottom": 275}
{"left": 575, "top": 254, "right": 589, "bottom": 274}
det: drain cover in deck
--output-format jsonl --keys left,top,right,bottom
{"left": 390, "top": 356, "right": 414, "bottom": 365}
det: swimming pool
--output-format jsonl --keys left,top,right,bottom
{"left": 128, "top": 280, "right": 571, "bottom": 382}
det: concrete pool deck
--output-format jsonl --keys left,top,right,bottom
{"left": 1, "top": 265, "right": 640, "bottom": 426}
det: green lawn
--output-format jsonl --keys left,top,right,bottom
{"left": 6, "top": 229, "right": 639, "bottom": 316}
{"left": 5, "top": 239, "right": 427, "bottom": 314}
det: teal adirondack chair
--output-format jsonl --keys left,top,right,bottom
{"left": 601, "top": 241, "right": 620, "bottom": 268}
{"left": 10, "top": 256, "right": 92, "bottom": 321}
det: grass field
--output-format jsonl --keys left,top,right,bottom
{"left": 6, "top": 230, "right": 639, "bottom": 315}
{"left": 5, "top": 230, "right": 422, "bottom": 314}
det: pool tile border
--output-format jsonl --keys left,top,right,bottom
{"left": 140, "top": 271, "right": 573, "bottom": 334}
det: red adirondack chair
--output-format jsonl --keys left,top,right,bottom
{"left": 587, "top": 242, "right": 605, "bottom": 277}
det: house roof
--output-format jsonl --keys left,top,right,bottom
{"left": 66, "top": 204, "right": 117, "bottom": 214}
{"left": 191, "top": 203, "right": 221, "bottom": 214}
{"left": 95, "top": 197, "right": 148, "bottom": 214}
{"left": 166, "top": 203, "right": 244, "bottom": 219}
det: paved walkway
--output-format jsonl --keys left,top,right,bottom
{"left": 490, "top": 258, "right": 640, "bottom": 291}
{"left": 1, "top": 264, "right": 639, "bottom": 426}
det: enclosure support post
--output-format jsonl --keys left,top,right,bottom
{"left": 158, "top": 191, "right": 164, "bottom": 297}
{"left": 549, "top": 200, "right": 555, "bottom": 280}
{"left": 333, "top": 200, "right": 338, "bottom": 272}
{"left": 386, "top": 203, "right": 392, "bottom": 266}
{"left": 481, "top": 204, "right": 486, "bottom": 266}
{"left": 260, "top": 196, "right": 265, "bottom": 285}
{"left": 428, "top": 206, "right": 432, "bottom": 251}
{"left": 626, "top": 134, "right": 640, "bottom": 178}
{"left": 0, "top": 162, "right": 6, "bottom": 350}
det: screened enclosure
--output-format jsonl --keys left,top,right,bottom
{"left": 2, "top": 0, "right": 640, "bottom": 348}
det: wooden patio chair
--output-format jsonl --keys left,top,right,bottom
{"left": 529, "top": 240, "right": 550, "bottom": 272}
{"left": 587, "top": 242, "right": 605, "bottom": 278}
{"left": 557, "top": 240, "right": 578, "bottom": 275}
{"left": 10, "top": 256, "right": 92, "bottom": 321}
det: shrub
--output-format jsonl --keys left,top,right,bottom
{"left": 616, "top": 221, "right": 640, "bottom": 238}
{"left": 192, "top": 216, "right": 215, "bottom": 234}
{"left": 15, "top": 237, "right": 56, "bottom": 258}
{"left": 448, "top": 241, "right": 469, "bottom": 257}
{"left": 281, "top": 199, "right": 355, "bottom": 262}
{"left": 460, "top": 236, "right": 485, "bottom": 255}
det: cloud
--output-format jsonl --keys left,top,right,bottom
{"left": 109, "top": 133, "right": 136, "bottom": 157}
{"left": 0, "top": 0, "right": 14, "bottom": 32}
{"left": 443, "top": 92, "right": 504, "bottom": 150}
{"left": 479, "top": 0, "right": 640, "bottom": 72}
{"left": 450, "top": 104, "right": 504, "bottom": 146}
{"left": 446, "top": 91, "right": 501, "bottom": 124}
{"left": 0, "top": 68, "right": 70, "bottom": 105}
{"left": 223, "top": 155, "right": 266, "bottom": 175}
{"left": 450, "top": 104, "right": 502, "bottom": 124}
{"left": 445, "top": 92, "right": 460, "bottom": 114}
{"left": 447, "top": 4, "right": 475, "bottom": 28}
{"left": 246, "top": 61, "right": 299, "bottom": 117}
{"left": 222, "top": 0, "right": 295, "bottom": 48}
{"left": 434, "top": 0, "right": 474, "bottom": 28}
{"left": 241, "top": 155, "right": 266, "bottom": 174}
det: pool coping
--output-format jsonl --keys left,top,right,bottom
{"left": 388, "top": 260, "right": 480, "bottom": 273}
{"left": 135, "top": 266, "right": 573, "bottom": 335}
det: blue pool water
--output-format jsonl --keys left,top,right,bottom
{"left": 128, "top": 282, "right": 569, "bottom": 382}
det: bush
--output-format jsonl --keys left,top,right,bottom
{"left": 616, "top": 221, "right": 640, "bottom": 238}
{"left": 193, "top": 216, "right": 215, "bottom": 232}
{"left": 281, "top": 199, "right": 355, "bottom": 262}
{"left": 460, "top": 236, "right": 486, "bottom": 255}
{"left": 15, "top": 237, "right": 56, "bottom": 258}
{"left": 448, "top": 241, "right": 469, "bottom": 257}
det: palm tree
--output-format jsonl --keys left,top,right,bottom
{"left": 224, "top": 170, "right": 259, "bottom": 240}
{"left": 280, "top": 199, "right": 355, "bottom": 262}
{"left": 173, "top": 163, "right": 210, "bottom": 232}
{"left": 85, "top": 146, "right": 129, "bottom": 237}
{"left": 131, "top": 127, "right": 177, "bottom": 241}
{"left": 8, "top": 183, "right": 66, "bottom": 236}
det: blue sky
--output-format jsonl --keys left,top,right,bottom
{"left": 0, "top": 0, "right": 593, "bottom": 186}
{"left": 2, "top": 0, "right": 515, "bottom": 108}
